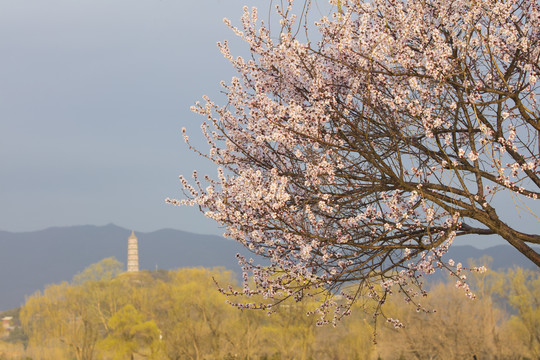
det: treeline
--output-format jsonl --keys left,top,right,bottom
{"left": 0, "top": 257, "right": 538, "bottom": 360}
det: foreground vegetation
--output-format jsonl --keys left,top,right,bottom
{"left": 0, "top": 257, "right": 538, "bottom": 360}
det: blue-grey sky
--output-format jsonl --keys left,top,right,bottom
{"left": 0, "top": 1, "right": 537, "bottom": 250}
{"left": 0, "top": 0, "right": 260, "bottom": 234}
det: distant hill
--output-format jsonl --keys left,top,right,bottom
{"left": 0, "top": 224, "right": 536, "bottom": 311}
{"left": 444, "top": 244, "right": 538, "bottom": 270}
{"left": 0, "top": 224, "right": 250, "bottom": 311}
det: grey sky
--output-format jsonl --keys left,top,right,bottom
{"left": 0, "top": 0, "right": 256, "bottom": 234}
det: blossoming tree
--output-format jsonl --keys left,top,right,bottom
{"left": 168, "top": 0, "right": 539, "bottom": 322}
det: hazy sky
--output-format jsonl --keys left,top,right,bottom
{"left": 0, "top": 0, "right": 263, "bottom": 234}
{"left": 0, "top": 1, "right": 537, "bottom": 250}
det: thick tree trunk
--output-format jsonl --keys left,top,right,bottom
{"left": 496, "top": 222, "right": 540, "bottom": 267}
{"left": 472, "top": 207, "right": 540, "bottom": 267}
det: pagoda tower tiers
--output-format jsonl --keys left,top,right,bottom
{"left": 127, "top": 230, "right": 139, "bottom": 272}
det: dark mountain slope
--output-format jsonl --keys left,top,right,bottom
{"left": 0, "top": 224, "right": 246, "bottom": 310}
{"left": 444, "top": 244, "right": 537, "bottom": 270}
{"left": 0, "top": 224, "right": 535, "bottom": 311}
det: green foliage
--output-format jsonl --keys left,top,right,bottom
{"left": 10, "top": 257, "right": 540, "bottom": 359}
{"left": 99, "top": 304, "right": 161, "bottom": 360}
{"left": 72, "top": 257, "right": 124, "bottom": 284}
{"left": 502, "top": 268, "right": 540, "bottom": 358}
{"left": 0, "top": 341, "right": 27, "bottom": 360}
{"left": 4, "top": 327, "right": 28, "bottom": 348}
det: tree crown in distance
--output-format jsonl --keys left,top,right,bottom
{"left": 168, "top": 0, "right": 540, "bottom": 323}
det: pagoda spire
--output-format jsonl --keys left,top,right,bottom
{"left": 127, "top": 230, "right": 139, "bottom": 272}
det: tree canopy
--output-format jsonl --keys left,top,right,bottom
{"left": 169, "top": 0, "right": 539, "bottom": 320}
{"left": 15, "top": 262, "right": 540, "bottom": 359}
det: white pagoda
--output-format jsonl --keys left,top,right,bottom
{"left": 127, "top": 230, "right": 139, "bottom": 272}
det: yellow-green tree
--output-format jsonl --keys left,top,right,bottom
{"left": 74, "top": 258, "right": 129, "bottom": 334}
{"left": 502, "top": 268, "right": 540, "bottom": 358}
{"left": 377, "top": 278, "right": 518, "bottom": 360}
{"left": 21, "top": 258, "right": 126, "bottom": 360}
{"left": 150, "top": 267, "right": 238, "bottom": 360}
{"left": 98, "top": 304, "right": 161, "bottom": 360}
{"left": 221, "top": 303, "right": 266, "bottom": 360}
{"left": 18, "top": 258, "right": 540, "bottom": 360}
{"left": 313, "top": 300, "right": 375, "bottom": 360}
{"left": 21, "top": 282, "right": 100, "bottom": 360}
{"left": 73, "top": 257, "right": 123, "bottom": 284}
{"left": 260, "top": 298, "right": 319, "bottom": 360}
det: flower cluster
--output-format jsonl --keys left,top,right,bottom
{"left": 169, "top": 0, "right": 540, "bottom": 323}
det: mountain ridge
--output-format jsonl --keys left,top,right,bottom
{"left": 0, "top": 224, "right": 535, "bottom": 311}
